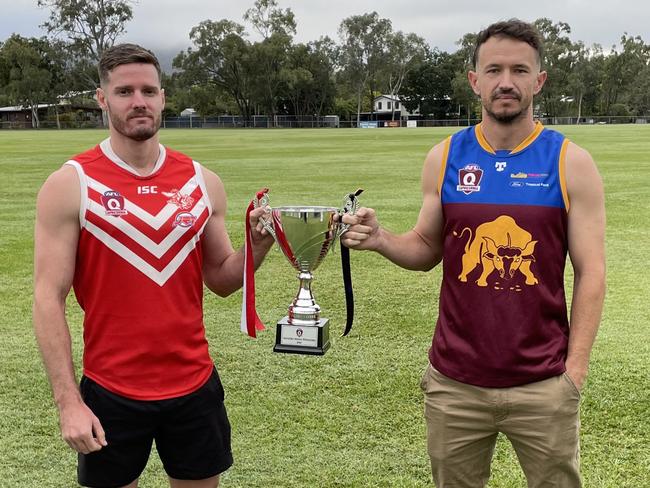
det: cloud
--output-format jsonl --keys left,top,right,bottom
{"left": 1, "top": 0, "right": 648, "bottom": 58}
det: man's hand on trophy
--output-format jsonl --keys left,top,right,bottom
{"left": 248, "top": 206, "right": 274, "bottom": 248}
{"left": 340, "top": 207, "right": 381, "bottom": 251}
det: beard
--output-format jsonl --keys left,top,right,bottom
{"left": 485, "top": 106, "right": 524, "bottom": 124}
{"left": 107, "top": 105, "right": 161, "bottom": 141}
{"left": 484, "top": 89, "right": 526, "bottom": 125}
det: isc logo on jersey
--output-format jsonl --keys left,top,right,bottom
{"left": 101, "top": 191, "right": 128, "bottom": 217}
{"left": 137, "top": 185, "right": 158, "bottom": 194}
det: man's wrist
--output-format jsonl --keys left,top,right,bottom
{"left": 372, "top": 226, "right": 387, "bottom": 254}
{"left": 55, "top": 389, "right": 83, "bottom": 410}
{"left": 565, "top": 357, "right": 589, "bottom": 389}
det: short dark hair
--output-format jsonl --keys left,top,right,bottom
{"left": 98, "top": 43, "right": 162, "bottom": 86}
{"left": 472, "top": 19, "right": 544, "bottom": 69}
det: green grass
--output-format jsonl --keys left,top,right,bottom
{"left": 0, "top": 125, "right": 648, "bottom": 487}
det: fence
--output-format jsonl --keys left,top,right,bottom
{"left": 2, "top": 115, "right": 649, "bottom": 130}
{"left": 0, "top": 119, "right": 102, "bottom": 129}
{"left": 165, "top": 115, "right": 650, "bottom": 128}
{"left": 162, "top": 115, "right": 341, "bottom": 129}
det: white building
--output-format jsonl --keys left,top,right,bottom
{"left": 373, "top": 95, "right": 419, "bottom": 117}
{"left": 180, "top": 108, "right": 197, "bottom": 117}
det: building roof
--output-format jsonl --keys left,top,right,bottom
{"left": 0, "top": 104, "right": 52, "bottom": 112}
{"left": 373, "top": 94, "right": 402, "bottom": 102}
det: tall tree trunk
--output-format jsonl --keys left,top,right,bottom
{"left": 31, "top": 103, "right": 40, "bottom": 129}
{"left": 356, "top": 85, "right": 362, "bottom": 127}
{"left": 577, "top": 93, "right": 583, "bottom": 123}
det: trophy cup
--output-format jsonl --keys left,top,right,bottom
{"left": 255, "top": 190, "right": 362, "bottom": 355}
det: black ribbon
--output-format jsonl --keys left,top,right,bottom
{"left": 340, "top": 189, "right": 363, "bottom": 337}
{"left": 341, "top": 242, "right": 354, "bottom": 336}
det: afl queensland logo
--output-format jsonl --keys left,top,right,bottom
{"left": 100, "top": 191, "right": 128, "bottom": 217}
{"left": 173, "top": 212, "right": 197, "bottom": 228}
{"left": 457, "top": 164, "right": 483, "bottom": 194}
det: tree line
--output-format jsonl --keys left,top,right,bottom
{"left": 1, "top": 0, "right": 649, "bottom": 128}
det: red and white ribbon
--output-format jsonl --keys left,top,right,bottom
{"left": 240, "top": 189, "right": 268, "bottom": 337}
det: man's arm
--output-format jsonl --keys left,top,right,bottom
{"left": 33, "top": 166, "right": 106, "bottom": 454}
{"left": 341, "top": 141, "right": 446, "bottom": 271}
{"left": 200, "top": 167, "right": 273, "bottom": 297}
{"left": 564, "top": 142, "right": 606, "bottom": 390}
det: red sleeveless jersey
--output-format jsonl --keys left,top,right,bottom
{"left": 66, "top": 139, "right": 214, "bottom": 400}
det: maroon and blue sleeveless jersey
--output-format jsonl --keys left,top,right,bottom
{"left": 430, "top": 122, "right": 571, "bottom": 387}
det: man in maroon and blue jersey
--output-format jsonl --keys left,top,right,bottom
{"left": 342, "top": 19, "right": 605, "bottom": 488}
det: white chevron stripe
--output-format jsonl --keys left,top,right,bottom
{"left": 85, "top": 218, "right": 208, "bottom": 286}
{"left": 87, "top": 198, "right": 208, "bottom": 258}
{"left": 86, "top": 175, "right": 199, "bottom": 230}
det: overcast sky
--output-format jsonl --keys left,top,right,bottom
{"left": 2, "top": 0, "right": 649, "bottom": 69}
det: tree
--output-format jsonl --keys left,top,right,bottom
{"left": 279, "top": 38, "right": 336, "bottom": 117}
{"left": 38, "top": 0, "right": 134, "bottom": 123}
{"left": 174, "top": 20, "right": 255, "bottom": 122}
{"left": 383, "top": 31, "right": 428, "bottom": 120}
{"left": 534, "top": 18, "right": 576, "bottom": 118}
{"left": 243, "top": 0, "right": 295, "bottom": 39}
{"left": 38, "top": 0, "right": 134, "bottom": 61}
{"left": 399, "top": 48, "right": 457, "bottom": 119}
{"left": 168, "top": 84, "right": 236, "bottom": 117}
{"left": 305, "top": 37, "right": 337, "bottom": 116}
{"left": 450, "top": 33, "right": 479, "bottom": 123}
{"left": 600, "top": 34, "right": 649, "bottom": 115}
{"left": 451, "top": 70, "right": 478, "bottom": 123}
{"left": 338, "top": 12, "right": 392, "bottom": 125}
{"left": 566, "top": 42, "right": 605, "bottom": 120}
{"left": 244, "top": 0, "right": 296, "bottom": 125}
{"left": 629, "top": 65, "right": 650, "bottom": 116}
{"left": 0, "top": 35, "right": 66, "bottom": 128}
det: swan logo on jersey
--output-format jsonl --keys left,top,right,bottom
{"left": 100, "top": 191, "right": 128, "bottom": 217}
{"left": 457, "top": 164, "right": 483, "bottom": 194}
{"left": 454, "top": 215, "right": 538, "bottom": 290}
{"left": 173, "top": 212, "right": 197, "bottom": 228}
{"left": 162, "top": 189, "right": 195, "bottom": 210}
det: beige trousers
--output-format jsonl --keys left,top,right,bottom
{"left": 420, "top": 364, "right": 581, "bottom": 488}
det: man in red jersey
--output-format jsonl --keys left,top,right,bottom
{"left": 341, "top": 20, "right": 605, "bottom": 487}
{"left": 33, "top": 44, "right": 273, "bottom": 488}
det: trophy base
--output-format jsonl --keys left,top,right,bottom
{"left": 273, "top": 316, "right": 330, "bottom": 355}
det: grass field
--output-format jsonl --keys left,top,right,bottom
{"left": 0, "top": 125, "right": 648, "bottom": 487}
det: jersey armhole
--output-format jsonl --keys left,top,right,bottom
{"left": 64, "top": 160, "right": 88, "bottom": 227}
{"left": 437, "top": 136, "right": 452, "bottom": 197}
{"left": 558, "top": 139, "right": 570, "bottom": 212}
{"left": 193, "top": 161, "right": 213, "bottom": 217}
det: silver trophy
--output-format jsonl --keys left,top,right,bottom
{"left": 255, "top": 190, "right": 362, "bottom": 355}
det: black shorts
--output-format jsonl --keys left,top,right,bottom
{"left": 78, "top": 369, "right": 233, "bottom": 488}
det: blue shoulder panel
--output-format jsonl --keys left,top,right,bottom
{"left": 441, "top": 126, "right": 566, "bottom": 209}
